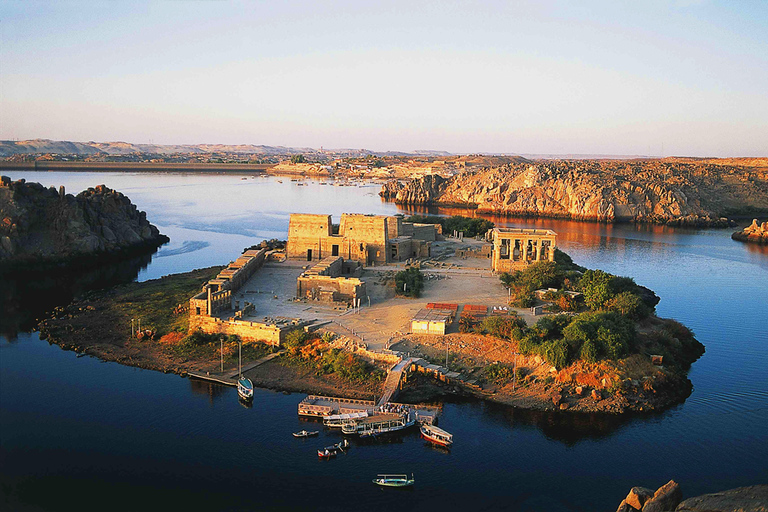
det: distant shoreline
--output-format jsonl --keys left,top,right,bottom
{"left": 0, "top": 161, "right": 275, "bottom": 173}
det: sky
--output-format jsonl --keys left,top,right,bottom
{"left": 1, "top": 0, "right": 766, "bottom": 156}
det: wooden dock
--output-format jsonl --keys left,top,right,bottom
{"left": 187, "top": 350, "right": 285, "bottom": 387}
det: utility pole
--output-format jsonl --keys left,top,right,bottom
{"left": 445, "top": 342, "right": 449, "bottom": 369}
{"left": 131, "top": 319, "right": 135, "bottom": 338}
{"left": 220, "top": 337, "right": 224, "bottom": 373}
{"left": 512, "top": 351, "right": 519, "bottom": 392}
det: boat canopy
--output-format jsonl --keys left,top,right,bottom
{"left": 323, "top": 411, "right": 368, "bottom": 422}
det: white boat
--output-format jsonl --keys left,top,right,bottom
{"left": 323, "top": 411, "right": 369, "bottom": 428}
{"left": 237, "top": 377, "right": 253, "bottom": 401}
{"left": 420, "top": 424, "right": 453, "bottom": 448}
{"left": 292, "top": 430, "right": 319, "bottom": 438}
{"left": 372, "top": 474, "right": 414, "bottom": 487}
{"left": 342, "top": 413, "right": 415, "bottom": 437}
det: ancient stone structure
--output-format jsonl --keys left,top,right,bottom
{"left": 188, "top": 247, "right": 302, "bottom": 346}
{"left": 287, "top": 213, "right": 437, "bottom": 266}
{"left": 731, "top": 218, "right": 768, "bottom": 244}
{"left": 490, "top": 227, "right": 557, "bottom": 273}
{"left": 296, "top": 256, "right": 366, "bottom": 305}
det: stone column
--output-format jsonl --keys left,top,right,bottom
{"left": 522, "top": 239, "right": 528, "bottom": 262}
{"left": 536, "top": 240, "right": 542, "bottom": 261}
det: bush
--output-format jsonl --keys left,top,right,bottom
{"left": 476, "top": 315, "right": 523, "bottom": 339}
{"left": 395, "top": 267, "right": 424, "bottom": 297}
{"left": 580, "top": 339, "right": 599, "bottom": 363}
{"left": 485, "top": 363, "right": 513, "bottom": 384}
{"left": 541, "top": 339, "right": 569, "bottom": 369}
{"left": 534, "top": 314, "right": 572, "bottom": 340}
{"left": 605, "top": 291, "right": 649, "bottom": 319}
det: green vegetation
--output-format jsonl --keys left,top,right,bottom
{"left": 111, "top": 265, "right": 224, "bottom": 339}
{"left": 404, "top": 214, "right": 495, "bottom": 238}
{"left": 169, "top": 329, "right": 274, "bottom": 361}
{"left": 395, "top": 267, "right": 424, "bottom": 297}
{"left": 281, "top": 330, "right": 385, "bottom": 385}
{"left": 485, "top": 363, "right": 514, "bottom": 384}
{"left": 290, "top": 154, "right": 306, "bottom": 163}
{"left": 491, "top": 250, "right": 702, "bottom": 370}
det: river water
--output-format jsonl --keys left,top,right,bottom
{"left": 1, "top": 172, "right": 766, "bottom": 511}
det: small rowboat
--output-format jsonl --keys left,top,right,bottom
{"left": 420, "top": 424, "right": 453, "bottom": 448}
{"left": 317, "top": 449, "right": 336, "bottom": 459}
{"left": 292, "top": 430, "right": 319, "bottom": 438}
{"left": 372, "top": 474, "right": 414, "bottom": 487}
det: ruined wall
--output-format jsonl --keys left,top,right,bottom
{"left": 189, "top": 315, "right": 290, "bottom": 346}
{"left": 296, "top": 275, "right": 366, "bottom": 304}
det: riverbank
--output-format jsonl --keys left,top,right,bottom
{"left": 36, "top": 256, "right": 703, "bottom": 415}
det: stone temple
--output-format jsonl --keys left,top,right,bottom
{"left": 490, "top": 227, "right": 557, "bottom": 273}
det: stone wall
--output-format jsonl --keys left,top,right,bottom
{"left": 189, "top": 315, "right": 295, "bottom": 346}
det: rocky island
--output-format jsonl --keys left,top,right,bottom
{"left": 381, "top": 158, "right": 768, "bottom": 227}
{"left": 36, "top": 214, "right": 705, "bottom": 416}
{"left": 0, "top": 176, "right": 169, "bottom": 269}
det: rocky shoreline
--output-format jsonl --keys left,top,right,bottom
{"left": 0, "top": 176, "right": 169, "bottom": 270}
{"left": 381, "top": 160, "right": 768, "bottom": 227}
{"left": 732, "top": 219, "right": 768, "bottom": 244}
{"left": 615, "top": 480, "right": 768, "bottom": 512}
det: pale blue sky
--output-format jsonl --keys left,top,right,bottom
{"left": 1, "top": 1, "right": 766, "bottom": 156}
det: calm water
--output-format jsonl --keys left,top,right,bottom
{"left": 1, "top": 172, "right": 767, "bottom": 511}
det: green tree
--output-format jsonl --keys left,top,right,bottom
{"left": 395, "top": 267, "right": 424, "bottom": 297}
{"left": 290, "top": 154, "right": 306, "bottom": 164}
{"left": 578, "top": 269, "right": 614, "bottom": 310}
{"left": 605, "top": 291, "right": 648, "bottom": 319}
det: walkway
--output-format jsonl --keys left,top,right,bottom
{"left": 187, "top": 350, "right": 285, "bottom": 386}
{"left": 377, "top": 357, "right": 418, "bottom": 406}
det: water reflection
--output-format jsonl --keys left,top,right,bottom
{"left": 187, "top": 379, "right": 228, "bottom": 404}
{"left": 0, "top": 251, "right": 155, "bottom": 340}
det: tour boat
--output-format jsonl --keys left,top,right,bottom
{"left": 292, "top": 430, "right": 319, "bottom": 438}
{"left": 372, "top": 474, "right": 414, "bottom": 488}
{"left": 342, "top": 413, "right": 415, "bottom": 437}
{"left": 237, "top": 377, "right": 254, "bottom": 401}
{"left": 420, "top": 424, "right": 453, "bottom": 448}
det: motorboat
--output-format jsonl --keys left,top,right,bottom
{"left": 317, "top": 449, "right": 336, "bottom": 459}
{"left": 420, "top": 424, "right": 453, "bottom": 448}
{"left": 372, "top": 474, "right": 414, "bottom": 487}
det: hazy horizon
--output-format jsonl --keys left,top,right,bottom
{"left": 1, "top": 1, "right": 766, "bottom": 157}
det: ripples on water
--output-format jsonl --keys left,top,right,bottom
{"left": 1, "top": 172, "right": 766, "bottom": 511}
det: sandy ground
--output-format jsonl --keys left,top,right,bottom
{"left": 228, "top": 237, "right": 543, "bottom": 351}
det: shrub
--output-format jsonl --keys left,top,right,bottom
{"left": 580, "top": 339, "right": 599, "bottom": 363}
{"left": 541, "top": 339, "right": 569, "bottom": 369}
{"left": 534, "top": 314, "right": 572, "bottom": 340}
{"left": 605, "top": 291, "right": 648, "bottom": 319}
{"left": 485, "top": 363, "right": 513, "bottom": 384}
{"left": 477, "top": 315, "right": 523, "bottom": 339}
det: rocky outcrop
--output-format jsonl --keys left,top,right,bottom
{"left": 381, "top": 160, "right": 768, "bottom": 227}
{"left": 677, "top": 485, "right": 768, "bottom": 512}
{"left": 616, "top": 481, "right": 768, "bottom": 512}
{"left": 732, "top": 219, "right": 768, "bottom": 244}
{"left": 0, "top": 176, "right": 169, "bottom": 269}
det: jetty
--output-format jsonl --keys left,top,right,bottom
{"left": 187, "top": 350, "right": 284, "bottom": 387}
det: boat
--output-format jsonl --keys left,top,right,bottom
{"left": 372, "top": 474, "right": 414, "bottom": 487}
{"left": 420, "top": 424, "right": 453, "bottom": 448}
{"left": 292, "top": 430, "right": 319, "bottom": 438}
{"left": 323, "top": 411, "right": 369, "bottom": 428}
{"left": 236, "top": 341, "right": 253, "bottom": 402}
{"left": 317, "top": 449, "right": 336, "bottom": 459}
{"left": 237, "top": 377, "right": 253, "bottom": 401}
{"left": 342, "top": 412, "right": 415, "bottom": 437}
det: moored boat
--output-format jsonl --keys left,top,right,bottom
{"left": 372, "top": 474, "right": 414, "bottom": 487}
{"left": 237, "top": 377, "right": 254, "bottom": 401}
{"left": 420, "top": 424, "right": 453, "bottom": 448}
{"left": 292, "top": 430, "right": 319, "bottom": 438}
{"left": 342, "top": 412, "right": 415, "bottom": 437}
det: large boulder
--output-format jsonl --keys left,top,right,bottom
{"left": 643, "top": 480, "right": 682, "bottom": 512}
{"left": 626, "top": 487, "right": 655, "bottom": 510}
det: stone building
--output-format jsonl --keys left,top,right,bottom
{"left": 296, "top": 256, "right": 366, "bottom": 305}
{"left": 490, "top": 228, "right": 557, "bottom": 273}
{"left": 287, "top": 213, "right": 438, "bottom": 266}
